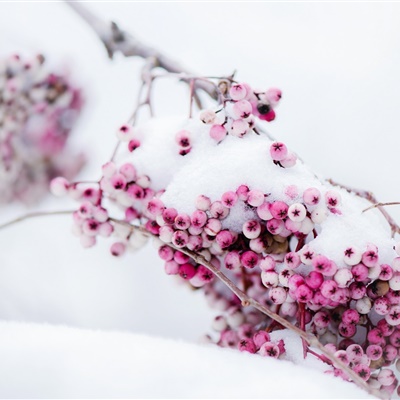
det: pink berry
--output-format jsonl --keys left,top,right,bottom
{"left": 204, "top": 218, "right": 222, "bottom": 236}
{"left": 175, "top": 130, "right": 191, "bottom": 148}
{"left": 147, "top": 198, "right": 165, "bottom": 216}
{"left": 221, "top": 191, "right": 238, "bottom": 208}
{"left": 172, "top": 230, "right": 189, "bottom": 248}
{"left": 259, "top": 256, "right": 276, "bottom": 271}
{"left": 110, "top": 242, "right": 126, "bottom": 257}
{"left": 284, "top": 252, "right": 301, "bottom": 269}
{"left": 236, "top": 185, "right": 249, "bottom": 201}
{"left": 366, "top": 345, "right": 383, "bottom": 361}
{"left": 128, "top": 139, "right": 141, "bottom": 152}
{"left": 242, "top": 220, "right": 261, "bottom": 239}
{"left": 313, "top": 310, "right": 331, "bottom": 328}
{"left": 50, "top": 177, "right": 69, "bottom": 197}
{"left": 195, "top": 195, "right": 211, "bottom": 211}
{"left": 241, "top": 251, "right": 259, "bottom": 269}
{"left": 200, "top": 109, "right": 216, "bottom": 124}
{"left": 232, "top": 100, "right": 252, "bottom": 119}
{"left": 288, "top": 203, "right": 306, "bottom": 222}
{"left": 351, "top": 263, "right": 369, "bottom": 281}
{"left": 209, "top": 124, "right": 227, "bottom": 142}
{"left": 162, "top": 208, "right": 178, "bottom": 225}
{"left": 253, "top": 331, "right": 270, "bottom": 349}
{"left": 174, "top": 213, "right": 191, "bottom": 230}
{"left": 353, "top": 364, "right": 371, "bottom": 381}
{"left": 269, "top": 142, "right": 288, "bottom": 161}
{"left": 230, "top": 83, "right": 248, "bottom": 101}
{"left": 265, "top": 88, "right": 282, "bottom": 106}
{"left": 191, "top": 210, "right": 207, "bottom": 228}
{"left": 266, "top": 219, "right": 284, "bottom": 235}
{"left": 305, "top": 271, "right": 323, "bottom": 290}
{"left": 269, "top": 287, "right": 287, "bottom": 304}
{"left": 230, "top": 119, "right": 249, "bottom": 137}
{"left": 119, "top": 163, "right": 136, "bottom": 181}
{"left": 334, "top": 268, "right": 353, "bottom": 288}
{"left": 338, "top": 322, "right": 356, "bottom": 338}
{"left": 362, "top": 244, "right": 379, "bottom": 267}
{"left": 178, "top": 263, "right": 196, "bottom": 280}
{"left": 116, "top": 124, "right": 134, "bottom": 141}
{"left": 164, "top": 260, "right": 179, "bottom": 275}
{"left": 210, "top": 201, "right": 229, "bottom": 219}
{"left": 216, "top": 230, "right": 236, "bottom": 249}
{"left": 378, "top": 369, "right": 395, "bottom": 386}
{"left": 224, "top": 251, "right": 241, "bottom": 270}
{"left": 325, "top": 190, "right": 341, "bottom": 208}
{"left": 295, "top": 284, "right": 313, "bottom": 303}
{"left": 238, "top": 339, "right": 256, "bottom": 354}
{"left": 303, "top": 187, "right": 321, "bottom": 206}
{"left": 261, "top": 271, "right": 279, "bottom": 287}
{"left": 343, "top": 245, "right": 362, "bottom": 266}
{"left": 158, "top": 245, "right": 174, "bottom": 261}
{"left": 270, "top": 201, "right": 288, "bottom": 220}
{"left": 259, "top": 342, "right": 280, "bottom": 358}
{"left": 257, "top": 202, "right": 273, "bottom": 220}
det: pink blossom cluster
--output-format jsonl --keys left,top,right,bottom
{"left": 200, "top": 83, "right": 282, "bottom": 142}
{"left": 0, "top": 53, "right": 84, "bottom": 204}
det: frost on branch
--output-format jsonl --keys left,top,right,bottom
{"left": 54, "top": 76, "right": 400, "bottom": 397}
{"left": 0, "top": 53, "right": 84, "bottom": 205}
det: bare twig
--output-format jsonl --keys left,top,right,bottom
{"left": 328, "top": 179, "right": 400, "bottom": 237}
{"left": 363, "top": 202, "right": 400, "bottom": 213}
{"left": 0, "top": 210, "right": 74, "bottom": 231}
{"left": 64, "top": 1, "right": 217, "bottom": 100}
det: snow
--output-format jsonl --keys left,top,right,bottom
{"left": 126, "top": 114, "right": 396, "bottom": 267}
{"left": 0, "top": 2, "right": 400, "bottom": 399}
{"left": 0, "top": 320, "right": 374, "bottom": 399}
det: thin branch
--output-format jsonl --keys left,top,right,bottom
{"left": 0, "top": 210, "right": 74, "bottom": 231}
{"left": 328, "top": 179, "right": 400, "bottom": 237}
{"left": 64, "top": 1, "right": 217, "bottom": 100}
{"left": 109, "top": 218, "right": 383, "bottom": 399}
{"left": 363, "top": 202, "right": 400, "bottom": 213}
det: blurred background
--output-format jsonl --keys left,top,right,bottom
{"left": 0, "top": 2, "right": 399, "bottom": 341}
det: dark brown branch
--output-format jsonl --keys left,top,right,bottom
{"left": 64, "top": 1, "right": 217, "bottom": 100}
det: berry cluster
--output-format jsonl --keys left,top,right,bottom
{"left": 200, "top": 83, "right": 281, "bottom": 142}
{"left": 0, "top": 53, "right": 84, "bottom": 204}
{"left": 52, "top": 76, "right": 400, "bottom": 397}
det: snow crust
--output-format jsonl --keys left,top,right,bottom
{"left": 123, "top": 114, "right": 396, "bottom": 267}
{"left": 0, "top": 320, "right": 374, "bottom": 399}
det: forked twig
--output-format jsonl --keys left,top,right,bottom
{"left": 328, "top": 179, "right": 400, "bottom": 237}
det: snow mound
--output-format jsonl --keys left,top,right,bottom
{"left": 0, "top": 320, "right": 374, "bottom": 398}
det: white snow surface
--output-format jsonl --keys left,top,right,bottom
{"left": 0, "top": 320, "right": 373, "bottom": 399}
